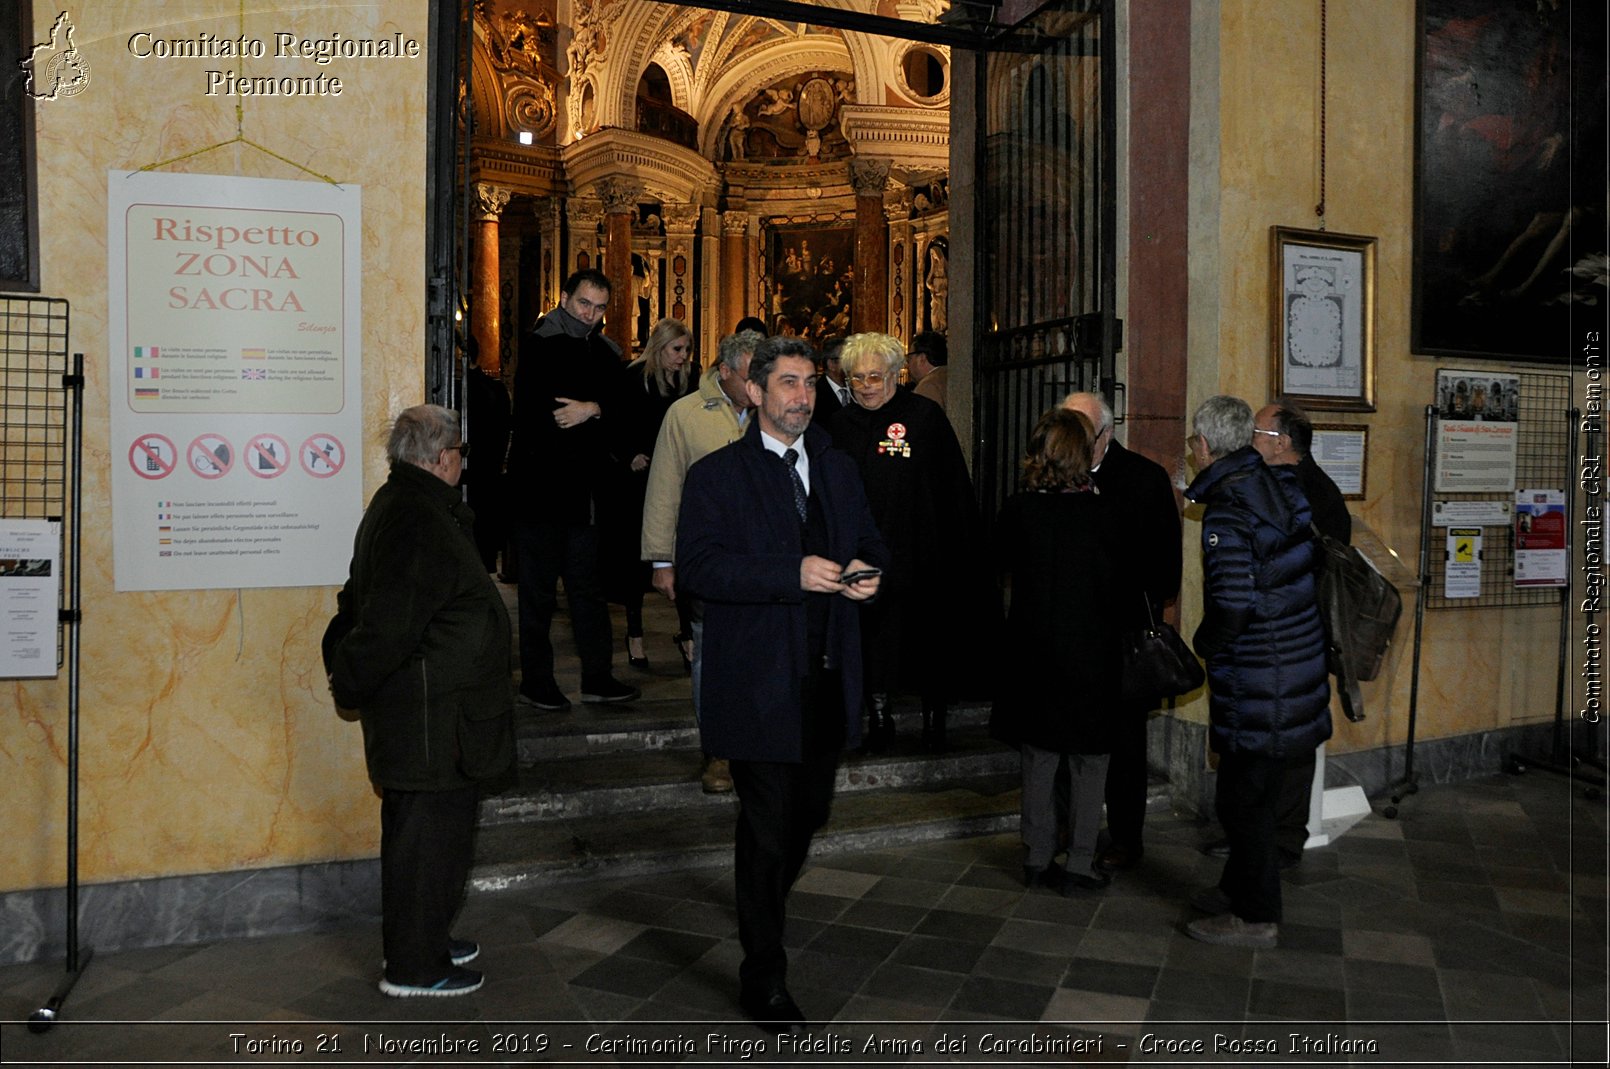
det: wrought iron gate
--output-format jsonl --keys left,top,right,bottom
{"left": 973, "top": 0, "right": 1116, "bottom": 519}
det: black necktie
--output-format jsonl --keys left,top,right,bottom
{"left": 783, "top": 447, "right": 807, "bottom": 522}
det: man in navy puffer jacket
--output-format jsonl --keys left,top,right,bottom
{"left": 1182, "top": 395, "right": 1331, "bottom": 948}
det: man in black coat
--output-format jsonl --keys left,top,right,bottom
{"left": 323, "top": 404, "right": 515, "bottom": 997}
{"left": 677, "top": 336, "right": 888, "bottom": 1032}
{"left": 1062, "top": 392, "right": 1182, "bottom": 871}
{"left": 507, "top": 268, "right": 638, "bottom": 710}
{"left": 813, "top": 335, "right": 850, "bottom": 419}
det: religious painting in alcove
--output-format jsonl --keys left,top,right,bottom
{"left": 1411, "top": 0, "right": 1607, "bottom": 363}
{"left": 725, "top": 70, "right": 855, "bottom": 162}
{"left": 923, "top": 237, "right": 950, "bottom": 334}
{"left": 767, "top": 227, "right": 854, "bottom": 341}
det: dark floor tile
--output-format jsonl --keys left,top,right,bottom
{"left": 1344, "top": 988, "right": 1447, "bottom": 1021}
{"left": 569, "top": 953, "right": 683, "bottom": 998}
{"left": 972, "top": 946, "right": 1069, "bottom": 987}
{"left": 781, "top": 916, "right": 826, "bottom": 949}
{"left": 614, "top": 927, "right": 718, "bottom": 966}
{"left": 1150, "top": 967, "right": 1250, "bottom": 1016}
{"left": 786, "top": 949, "right": 881, "bottom": 995}
{"left": 1418, "top": 878, "right": 1502, "bottom": 912}
{"left": 590, "top": 889, "right": 679, "bottom": 925}
{"left": 861, "top": 875, "right": 952, "bottom": 908}
{"left": 1143, "top": 998, "right": 1225, "bottom": 1022}
{"left": 859, "top": 962, "right": 966, "bottom": 1009}
{"left": 1247, "top": 978, "right": 1346, "bottom": 1020}
{"left": 886, "top": 935, "right": 988, "bottom": 975}
{"left": 1275, "top": 920, "right": 1344, "bottom": 954}
{"left": 911, "top": 909, "right": 1005, "bottom": 944}
{"left": 804, "top": 924, "right": 905, "bottom": 961}
{"left": 787, "top": 889, "right": 850, "bottom": 922}
{"left": 1060, "top": 957, "right": 1159, "bottom": 1000}
{"left": 822, "top": 851, "right": 902, "bottom": 877}
{"left": 953, "top": 861, "right": 1027, "bottom": 891}
{"left": 1343, "top": 958, "right": 1442, "bottom": 1001}
{"left": 948, "top": 975, "right": 1054, "bottom": 1019}
{"left": 837, "top": 897, "right": 930, "bottom": 933}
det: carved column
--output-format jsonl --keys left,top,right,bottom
{"left": 565, "top": 196, "right": 604, "bottom": 277}
{"left": 849, "top": 158, "right": 892, "bottom": 334}
{"left": 471, "top": 183, "right": 512, "bottom": 374}
{"left": 532, "top": 197, "right": 564, "bottom": 320}
{"left": 659, "top": 201, "right": 698, "bottom": 323}
{"left": 885, "top": 186, "right": 914, "bottom": 346}
{"left": 720, "top": 210, "right": 749, "bottom": 338}
{"left": 597, "top": 178, "right": 641, "bottom": 358}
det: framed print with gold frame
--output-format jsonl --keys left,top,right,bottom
{"left": 1270, "top": 226, "right": 1377, "bottom": 412}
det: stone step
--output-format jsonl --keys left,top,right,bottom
{"left": 514, "top": 698, "right": 995, "bottom": 761}
{"left": 484, "top": 721, "right": 1019, "bottom": 825}
{"left": 471, "top": 773, "right": 1025, "bottom": 892}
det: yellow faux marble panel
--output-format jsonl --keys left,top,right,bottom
{"left": 4, "top": 2, "right": 430, "bottom": 892}
{"left": 1193, "top": 2, "right": 1578, "bottom": 755}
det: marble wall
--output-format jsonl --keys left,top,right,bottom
{"left": 5, "top": 2, "right": 431, "bottom": 895}
{"left": 1170, "top": 1, "right": 1575, "bottom": 762}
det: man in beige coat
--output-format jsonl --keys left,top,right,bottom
{"left": 641, "top": 330, "right": 759, "bottom": 792}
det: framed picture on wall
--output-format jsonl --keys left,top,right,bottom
{"left": 1411, "top": 0, "right": 1606, "bottom": 363}
{"left": 1270, "top": 226, "right": 1377, "bottom": 412}
{"left": 765, "top": 225, "right": 854, "bottom": 343}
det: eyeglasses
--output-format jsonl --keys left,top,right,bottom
{"left": 446, "top": 442, "right": 471, "bottom": 458}
{"left": 1252, "top": 428, "right": 1283, "bottom": 439}
{"left": 848, "top": 372, "right": 887, "bottom": 387}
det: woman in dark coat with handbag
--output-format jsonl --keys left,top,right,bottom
{"left": 599, "top": 318, "right": 697, "bottom": 668}
{"left": 827, "top": 332, "right": 986, "bottom": 753}
{"left": 990, "top": 408, "right": 1123, "bottom": 894}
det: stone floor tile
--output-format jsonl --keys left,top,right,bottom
{"left": 1251, "top": 946, "right": 1344, "bottom": 986}
{"left": 836, "top": 897, "right": 931, "bottom": 933}
{"left": 971, "top": 946, "right": 1069, "bottom": 987}
{"left": 1060, "top": 956, "right": 1159, "bottom": 1000}
{"left": 1246, "top": 978, "right": 1346, "bottom": 1020}
{"left": 1072, "top": 927, "right": 1170, "bottom": 967}
{"left": 1040, "top": 988, "right": 1149, "bottom": 1032}
{"left": 988, "top": 917, "right": 1082, "bottom": 957}
{"left": 947, "top": 975, "right": 1054, "bottom": 1019}
{"left": 1341, "top": 928, "right": 1437, "bottom": 966}
{"left": 613, "top": 927, "right": 718, "bottom": 966}
{"left": 858, "top": 962, "right": 966, "bottom": 1009}
{"left": 804, "top": 924, "right": 905, "bottom": 962}
{"left": 791, "top": 866, "right": 880, "bottom": 900}
{"left": 910, "top": 908, "right": 1006, "bottom": 944}
{"left": 569, "top": 953, "right": 684, "bottom": 999}
{"left": 860, "top": 875, "right": 952, "bottom": 908}
{"left": 538, "top": 912, "right": 646, "bottom": 955}
{"left": 886, "top": 934, "right": 988, "bottom": 975}
{"left": 1149, "top": 966, "right": 1250, "bottom": 1016}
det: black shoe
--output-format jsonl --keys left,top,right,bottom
{"left": 864, "top": 695, "right": 895, "bottom": 754}
{"left": 920, "top": 704, "right": 949, "bottom": 753}
{"left": 672, "top": 632, "right": 693, "bottom": 674}
{"left": 1202, "top": 838, "right": 1231, "bottom": 859}
{"left": 519, "top": 680, "right": 570, "bottom": 711}
{"left": 378, "top": 965, "right": 484, "bottom": 998}
{"left": 1097, "top": 845, "right": 1142, "bottom": 872}
{"left": 448, "top": 938, "right": 479, "bottom": 965}
{"left": 1023, "top": 864, "right": 1065, "bottom": 893}
{"left": 1065, "top": 868, "right": 1112, "bottom": 891}
{"left": 580, "top": 675, "right": 641, "bottom": 704}
{"left": 626, "top": 634, "right": 649, "bottom": 670}
{"left": 739, "top": 984, "right": 806, "bottom": 1035}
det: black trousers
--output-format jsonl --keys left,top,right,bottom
{"left": 1214, "top": 751, "right": 1286, "bottom": 924}
{"left": 516, "top": 520, "right": 613, "bottom": 684}
{"left": 1102, "top": 705, "right": 1149, "bottom": 852}
{"left": 380, "top": 784, "right": 479, "bottom": 983}
{"left": 1275, "top": 750, "right": 1318, "bottom": 859}
{"left": 728, "top": 669, "right": 844, "bottom": 993}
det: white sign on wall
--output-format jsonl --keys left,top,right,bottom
{"left": 0, "top": 520, "right": 61, "bottom": 678}
{"left": 108, "top": 171, "right": 362, "bottom": 591}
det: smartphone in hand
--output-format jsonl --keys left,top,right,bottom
{"left": 839, "top": 566, "right": 883, "bottom": 585}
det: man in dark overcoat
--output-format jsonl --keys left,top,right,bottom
{"left": 1062, "top": 392, "right": 1182, "bottom": 870}
{"left": 676, "top": 336, "right": 888, "bottom": 1032}
{"left": 323, "top": 404, "right": 514, "bottom": 997}
{"left": 507, "top": 268, "right": 638, "bottom": 710}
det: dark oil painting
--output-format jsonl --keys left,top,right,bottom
{"left": 766, "top": 226, "right": 854, "bottom": 342}
{"left": 1412, "top": 0, "right": 1606, "bottom": 363}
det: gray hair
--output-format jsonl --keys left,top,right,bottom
{"left": 1267, "top": 399, "right": 1314, "bottom": 457}
{"left": 1061, "top": 391, "right": 1113, "bottom": 435}
{"left": 387, "top": 404, "right": 460, "bottom": 468}
{"left": 839, "top": 332, "right": 905, "bottom": 380}
{"left": 716, "top": 329, "right": 763, "bottom": 371}
{"left": 1192, "top": 395, "right": 1253, "bottom": 459}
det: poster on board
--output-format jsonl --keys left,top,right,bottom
{"left": 0, "top": 520, "right": 61, "bottom": 678}
{"left": 1432, "top": 369, "right": 1519, "bottom": 493}
{"left": 1514, "top": 489, "right": 1567, "bottom": 588}
{"left": 107, "top": 171, "right": 362, "bottom": 592}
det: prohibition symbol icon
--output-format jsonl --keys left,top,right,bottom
{"left": 300, "top": 434, "right": 346, "bottom": 478}
{"left": 187, "top": 434, "right": 234, "bottom": 479}
{"left": 128, "top": 433, "right": 177, "bottom": 480}
{"left": 245, "top": 433, "right": 291, "bottom": 479}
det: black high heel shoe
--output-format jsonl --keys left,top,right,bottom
{"left": 626, "top": 634, "right": 649, "bottom": 670}
{"left": 671, "top": 632, "right": 693, "bottom": 674}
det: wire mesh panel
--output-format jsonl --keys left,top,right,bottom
{"left": 1424, "top": 369, "right": 1573, "bottom": 609}
{"left": 975, "top": 0, "right": 1109, "bottom": 521}
{"left": 0, "top": 295, "right": 70, "bottom": 664}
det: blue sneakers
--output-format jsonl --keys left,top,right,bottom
{"left": 378, "top": 966, "right": 484, "bottom": 998}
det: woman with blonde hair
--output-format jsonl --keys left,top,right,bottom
{"left": 601, "top": 318, "right": 698, "bottom": 669}
{"left": 989, "top": 407, "right": 1123, "bottom": 894}
{"left": 826, "top": 331, "right": 986, "bottom": 753}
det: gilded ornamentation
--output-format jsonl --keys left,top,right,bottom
{"left": 596, "top": 177, "right": 643, "bottom": 215}
{"left": 472, "top": 182, "right": 512, "bottom": 220}
{"left": 848, "top": 157, "right": 893, "bottom": 196}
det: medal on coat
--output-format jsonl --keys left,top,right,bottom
{"left": 877, "top": 422, "right": 912, "bottom": 459}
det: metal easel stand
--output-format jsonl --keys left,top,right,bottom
{"left": 1384, "top": 406, "right": 1436, "bottom": 819}
{"left": 29, "top": 354, "right": 90, "bottom": 1033}
{"left": 1505, "top": 411, "right": 1606, "bottom": 797}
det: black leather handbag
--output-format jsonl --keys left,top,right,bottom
{"left": 1120, "top": 596, "right": 1205, "bottom": 707}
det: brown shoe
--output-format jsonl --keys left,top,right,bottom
{"left": 701, "top": 756, "right": 734, "bottom": 794}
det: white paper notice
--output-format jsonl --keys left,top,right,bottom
{"left": 1434, "top": 420, "right": 1518, "bottom": 493}
{"left": 1444, "top": 527, "right": 1483, "bottom": 598}
{"left": 107, "top": 171, "right": 362, "bottom": 592}
{"left": 0, "top": 520, "right": 61, "bottom": 678}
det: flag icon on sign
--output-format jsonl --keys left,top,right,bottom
{"left": 135, "top": 387, "right": 160, "bottom": 398}
{"left": 242, "top": 368, "right": 267, "bottom": 381}
{"left": 241, "top": 348, "right": 267, "bottom": 360}
{"left": 134, "top": 346, "right": 160, "bottom": 359}
{"left": 134, "top": 367, "right": 159, "bottom": 379}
